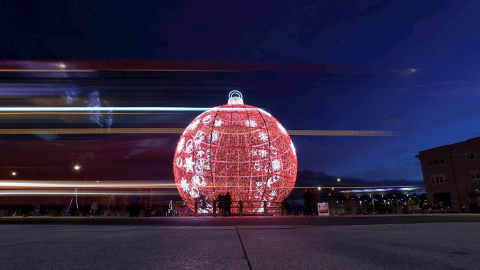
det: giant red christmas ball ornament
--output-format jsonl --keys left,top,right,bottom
{"left": 173, "top": 91, "right": 297, "bottom": 214}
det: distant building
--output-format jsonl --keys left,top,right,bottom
{"left": 417, "top": 137, "right": 480, "bottom": 212}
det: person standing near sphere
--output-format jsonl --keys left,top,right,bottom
{"left": 217, "top": 193, "right": 225, "bottom": 216}
{"left": 303, "top": 188, "right": 314, "bottom": 216}
{"left": 225, "top": 192, "right": 232, "bottom": 216}
{"left": 311, "top": 188, "right": 320, "bottom": 216}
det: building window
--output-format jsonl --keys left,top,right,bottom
{"left": 465, "top": 152, "right": 476, "bottom": 160}
{"left": 440, "top": 159, "right": 444, "bottom": 165}
{"left": 428, "top": 161, "right": 432, "bottom": 166}
{"left": 434, "top": 160, "right": 438, "bottom": 166}
{"left": 469, "top": 170, "right": 480, "bottom": 180}
{"left": 431, "top": 174, "right": 447, "bottom": 184}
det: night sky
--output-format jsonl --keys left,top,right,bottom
{"left": 2, "top": 0, "right": 480, "bottom": 185}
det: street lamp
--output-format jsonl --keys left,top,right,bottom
{"left": 73, "top": 165, "right": 88, "bottom": 180}
{"left": 73, "top": 164, "right": 89, "bottom": 215}
{"left": 372, "top": 197, "right": 375, "bottom": 213}
{"left": 11, "top": 171, "right": 16, "bottom": 176}
{"left": 393, "top": 195, "right": 398, "bottom": 214}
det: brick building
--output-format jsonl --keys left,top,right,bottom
{"left": 417, "top": 137, "right": 480, "bottom": 212}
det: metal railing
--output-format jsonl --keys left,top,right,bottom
{"left": 175, "top": 200, "right": 283, "bottom": 217}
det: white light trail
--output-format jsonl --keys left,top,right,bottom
{"left": 0, "top": 180, "right": 177, "bottom": 188}
{"left": 0, "top": 107, "right": 269, "bottom": 112}
{"left": 0, "top": 128, "right": 401, "bottom": 136}
{"left": 0, "top": 107, "right": 212, "bottom": 112}
{"left": 0, "top": 190, "right": 180, "bottom": 196}
{"left": 0, "top": 181, "right": 418, "bottom": 190}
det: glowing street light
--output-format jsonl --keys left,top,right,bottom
{"left": 337, "top": 178, "right": 341, "bottom": 182}
{"left": 73, "top": 164, "right": 88, "bottom": 210}
{"left": 11, "top": 172, "right": 16, "bottom": 176}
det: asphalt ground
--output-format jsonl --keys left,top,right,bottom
{"left": 1, "top": 214, "right": 480, "bottom": 226}
{"left": 1, "top": 215, "right": 479, "bottom": 270}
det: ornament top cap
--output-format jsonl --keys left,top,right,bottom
{"left": 228, "top": 90, "right": 244, "bottom": 105}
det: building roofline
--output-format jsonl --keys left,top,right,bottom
{"left": 418, "top": 136, "right": 480, "bottom": 156}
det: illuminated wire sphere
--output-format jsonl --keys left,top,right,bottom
{"left": 173, "top": 91, "right": 298, "bottom": 214}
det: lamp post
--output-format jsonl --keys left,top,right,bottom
{"left": 393, "top": 195, "right": 398, "bottom": 214}
{"left": 328, "top": 178, "right": 340, "bottom": 215}
{"left": 317, "top": 186, "right": 323, "bottom": 203}
{"left": 372, "top": 198, "right": 376, "bottom": 213}
{"left": 73, "top": 164, "right": 88, "bottom": 215}
{"left": 392, "top": 196, "right": 395, "bottom": 214}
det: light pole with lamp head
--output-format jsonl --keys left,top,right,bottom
{"left": 327, "top": 178, "right": 341, "bottom": 215}
{"left": 73, "top": 164, "right": 89, "bottom": 215}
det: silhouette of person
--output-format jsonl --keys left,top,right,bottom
{"left": 217, "top": 194, "right": 225, "bottom": 216}
{"left": 311, "top": 188, "right": 320, "bottom": 215}
{"left": 282, "top": 199, "right": 289, "bottom": 215}
{"left": 303, "top": 188, "right": 314, "bottom": 216}
{"left": 224, "top": 192, "right": 232, "bottom": 216}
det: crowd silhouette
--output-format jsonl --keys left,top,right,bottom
{"left": 217, "top": 192, "right": 232, "bottom": 216}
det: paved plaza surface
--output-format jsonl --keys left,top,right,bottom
{"left": 0, "top": 215, "right": 479, "bottom": 269}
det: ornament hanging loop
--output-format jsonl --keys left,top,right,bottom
{"left": 228, "top": 90, "right": 244, "bottom": 105}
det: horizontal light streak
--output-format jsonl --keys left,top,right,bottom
{"left": 0, "top": 128, "right": 400, "bottom": 136}
{"left": 0, "top": 181, "right": 419, "bottom": 190}
{"left": 301, "top": 186, "right": 419, "bottom": 189}
{"left": 337, "top": 187, "right": 422, "bottom": 193}
{"left": 0, "top": 190, "right": 179, "bottom": 196}
{"left": 0, "top": 69, "right": 95, "bottom": 72}
{"left": 0, "top": 128, "right": 186, "bottom": 134}
{"left": 0, "top": 60, "right": 406, "bottom": 75}
{"left": 288, "top": 130, "right": 401, "bottom": 136}
{"left": 0, "top": 180, "right": 176, "bottom": 188}
{"left": 0, "top": 188, "right": 422, "bottom": 196}
{"left": 0, "top": 107, "right": 212, "bottom": 112}
{"left": 0, "top": 112, "right": 173, "bottom": 115}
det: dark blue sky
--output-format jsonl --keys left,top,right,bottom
{"left": 2, "top": 0, "right": 480, "bottom": 183}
